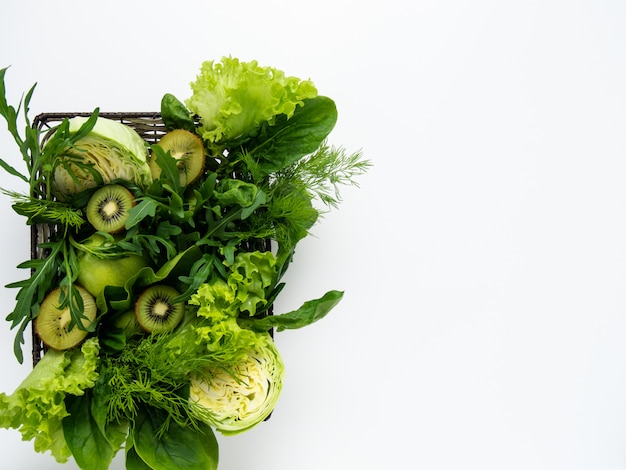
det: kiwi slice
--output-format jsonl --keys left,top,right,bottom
{"left": 86, "top": 184, "right": 135, "bottom": 233}
{"left": 150, "top": 129, "right": 205, "bottom": 186}
{"left": 34, "top": 286, "right": 97, "bottom": 350}
{"left": 135, "top": 284, "right": 185, "bottom": 334}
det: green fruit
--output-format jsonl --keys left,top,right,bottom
{"left": 150, "top": 129, "right": 205, "bottom": 186}
{"left": 76, "top": 234, "right": 149, "bottom": 298}
{"left": 35, "top": 286, "right": 97, "bottom": 350}
{"left": 135, "top": 284, "right": 185, "bottom": 333}
{"left": 86, "top": 184, "right": 135, "bottom": 233}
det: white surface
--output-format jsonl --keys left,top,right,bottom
{"left": 2, "top": 0, "right": 626, "bottom": 469}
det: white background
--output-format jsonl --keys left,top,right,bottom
{"left": 1, "top": 0, "right": 626, "bottom": 469}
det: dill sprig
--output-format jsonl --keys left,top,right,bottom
{"left": 3, "top": 189, "right": 85, "bottom": 227}
{"left": 279, "top": 143, "right": 372, "bottom": 209}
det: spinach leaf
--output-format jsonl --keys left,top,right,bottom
{"left": 243, "top": 96, "right": 338, "bottom": 175}
{"left": 160, "top": 93, "right": 195, "bottom": 133}
{"left": 240, "top": 289, "right": 344, "bottom": 332}
{"left": 132, "top": 406, "right": 218, "bottom": 470}
{"left": 63, "top": 391, "right": 116, "bottom": 470}
{"left": 126, "top": 445, "right": 154, "bottom": 470}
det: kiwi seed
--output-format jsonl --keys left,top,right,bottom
{"left": 86, "top": 184, "right": 135, "bottom": 233}
{"left": 135, "top": 284, "right": 184, "bottom": 334}
{"left": 34, "top": 286, "right": 97, "bottom": 350}
{"left": 150, "top": 129, "right": 205, "bottom": 186}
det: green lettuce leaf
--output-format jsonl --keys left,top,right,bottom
{"left": 190, "top": 250, "right": 276, "bottom": 319}
{"left": 185, "top": 56, "right": 318, "bottom": 147}
{"left": 0, "top": 338, "right": 100, "bottom": 462}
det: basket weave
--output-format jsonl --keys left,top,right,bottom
{"left": 30, "top": 112, "right": 168, "bottom": 365}
{"left": 29, "top": 112, "right": 272, "bottom": 366}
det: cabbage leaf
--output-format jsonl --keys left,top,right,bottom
{"left": 189, "top": 332, "right": 284, "bottom": 436}
{"left": 50, "top": 116, "right": 152, "bottom": 199}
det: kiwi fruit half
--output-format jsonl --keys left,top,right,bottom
{"left": 86, "top": 184, "right": 135, "bottom": 233}
{"left": 34, "top": 286, "right": 97, "bottom": 350}
{"left": 135, "top": 284, "right": 185, "bottom": 334}
{"left": 150, "top": 129, "right": 205, "bottom": 186}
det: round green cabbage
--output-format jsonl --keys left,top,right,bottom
{"left": 189, "top": 333, "right": 284, "bottom": 435}
{"left": 51, "top": 116, "right": 152, "bottom": 199}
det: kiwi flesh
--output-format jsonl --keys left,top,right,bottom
{"left": 150, "top": 129, "right": 205, "bottom": 186}
{"left": 86, "top": 184, "right": 135, "bottom": 233}
{"left": 135, "top": 284, "right": 184, "bottom": 334}
{"left": 35, "top": 286, "right": 97, "bottom": 350}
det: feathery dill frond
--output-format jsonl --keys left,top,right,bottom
{"left": 2, "top": 189, "right": 85, "bottom": 227}
{"left": 279, "top": 143, "right": 371, "bottom": 209}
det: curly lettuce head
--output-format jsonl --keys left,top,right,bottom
{"left": 189, "top": 333, "right": 284, "bottom": 435}
{"left": 51, "top": 116, "right": 152, "bottom": 199}
{"left": 185, "top": 56, "right": 318, "bottom": 146}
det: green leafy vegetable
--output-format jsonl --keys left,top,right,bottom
{"left": 189, "top": 332, "right": 284, "bottom": 435}
{"left": 63, "top": 390, "right": 119, "bottom": 470}
{"left": 186, "top": 56, "right": 318, "bottom": 148}
{"left": 0, "top": 57, "right": 370, "bottom": 469}
{"left": 240, "top": 289, "right": 344, "bottom": 332}
{"left": 49, "top": 116, "right": 152, "bottom": 199}
{"left": 0, "top": 338, "right": 100, "bottom": 462}
{"left": 132, "top": 405, "right": 218, "bottom": 470}
{"left": 0, "top": 189, "right": 84, "bottom": 227}
{"left": 160, "top": 93, "right": 196, "bottom": 133}
{"left": 241, "top": 95, "right": 338, "bottom": 176}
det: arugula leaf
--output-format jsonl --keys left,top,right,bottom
{"left": 126, "top": 198, "right": 159, "bottom": 229}
{"left": 150, "top": 144, "right": 183, "bottom": 195}
{"left": 5, "top": 240, "right": 62, "bottom": 362}
{"left": 0, "top": 67, "right": 32, "bottom": 183}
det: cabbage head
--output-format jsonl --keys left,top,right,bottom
{"left": 185, "top": 56, "right": 318, "bottom": 147}
{"left": 51, "top": 116, "right": 152, "bottom": 199}
{"left": 189, "top": 332, "right": 284, "bottom": 435}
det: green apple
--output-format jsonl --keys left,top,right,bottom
{"left": 76, "top": 234, "right": 149, "bottom": 298}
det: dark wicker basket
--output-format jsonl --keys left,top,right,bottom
{"left": 29, "top": 112, "right": 272, "bottom": 366}
{"left": 30, "top": 112, "right": 168, "bottom": 365}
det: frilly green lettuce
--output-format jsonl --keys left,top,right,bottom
{"left": 190, "top": 250, "right": 276, "bottom": 320}
{"left": 185, "top": 56, "right": 318, "bottom": 146}
{"left": 51, "top": 116, "right": 152, "bottom": 199}
{"left": 0, "top": 338, "right": 100, "bottom": 462}
{"left": 227, "top": 250, "right": 276, "bottom": 316}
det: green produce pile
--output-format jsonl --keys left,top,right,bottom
{"left": 0, "top": 57, "right": 369, "bottom": 469}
